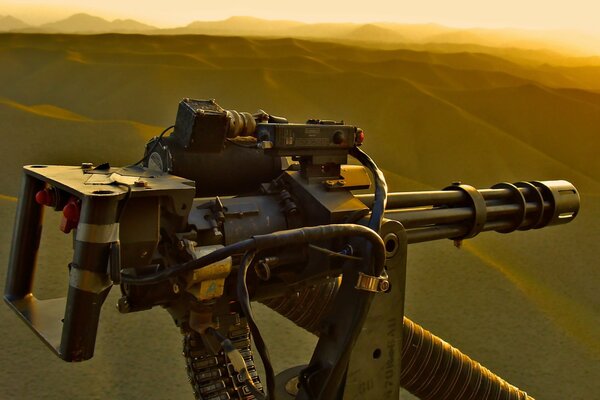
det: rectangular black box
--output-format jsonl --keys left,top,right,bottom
{"left": 173, "top": 99, "right": 229, "bottom": 153}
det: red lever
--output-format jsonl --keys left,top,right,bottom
{"left": 60, "top": 197, "right": 81, "bottom": 234}
{"left": 35, "top": 188, "right": 55, "bottom": 207}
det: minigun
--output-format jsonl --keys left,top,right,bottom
{"left": 5, "top": 98, "right": 580, "bottom": 400}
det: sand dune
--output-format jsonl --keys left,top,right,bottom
{"left": 0, "top": 99, "right": 157, "bottom": 195}
{"left": 433, "top": 84, "right": 600, "bottom": 179}
{"left": 0, "top": 97, "right": 92, "bottom": 121}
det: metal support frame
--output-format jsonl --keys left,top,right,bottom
{"left": 273, "top": 219, "right": 408, "bottom": 399}
{"left": 4, "top": 165, "right": 195, "bottom": 361}
{"left": 344, "top": 219, "right": 407, "bottom": 399}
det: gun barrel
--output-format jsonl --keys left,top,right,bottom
{"left": 356, "top": 180, "right": 580, "bottom": 244}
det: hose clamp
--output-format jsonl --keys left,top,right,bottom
{"left": 355, "top": 271, "right": 390, "bottom": 293}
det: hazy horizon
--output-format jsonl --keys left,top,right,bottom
{"left": 4, "top": 10, "right": 600, "bottom": 58}
{"left": 3, "top": 0, "right": 600, "bottom": 39}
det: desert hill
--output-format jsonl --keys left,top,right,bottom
{"left": 0, "top": 33, "right": 598, "bottom": 400}
{"left": 0, "top": 15, "right": 29, "bottom": 31}
{"left": 3, "top": 14, "right": 600, "bottom": 57}
{"left": 179, "top": 16, "right": 304, "bottom": 35}
{"left": 8, "top": 13, "right": 157, "bottom": 34}
{"left": 164, "top": 17, "right": 600, "bottom": 56}
{"left": 426, "top": 26, "right": 600, "bottom": 57}
{"left": 0, "top": 97, "right": 155, "bottom": 191}
{"left": 345, "top": 24, "right": 408, "bottom": 43}
{"left": 39, "top": 13, "right": 156, "bottom": 33}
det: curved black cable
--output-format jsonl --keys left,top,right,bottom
{"left": 225, "top": 137, "right": 258, "bottom": 148}
{"left": 297, "top": 147, "right": 387, "bottom": 399}
{"left": 308, "top": 244, "right": 363, "bottom": 261}
{"left": 129, "top": 125, "right": 175, "bottom": 167}
{"left": 121, "top": 239, "right": 254, "bottom": 285}
{"left": 349, "top": 146, "right": 388, "bottom": 232}
{"left": 237, "top": 251, "right": 276, "bottom": 400}
{"left": 121, "top": 224, "right": 385, "bottom": 285}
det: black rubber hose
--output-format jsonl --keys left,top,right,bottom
{"left": 121, "top": 239, "right": 254, "bottom": 285}
{"left": 122, "top": 224, "right": 385, "bottom": 285}
{"left": 252, "top": 224, "right": 385, "bottom": 273}
{"left": 401, "top": 317, "right": 534, "bottom": 400}
{"left": 350, "top": 146, "right": 388, "bottom": 232}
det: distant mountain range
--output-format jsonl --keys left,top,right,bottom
{"left": 2, "top": 13, "right": 600, "bottom": 56}
{"left": 0, "top": 15, "right": 30, "bottom": 30}
{"left": 39, "top": 13, "right": 155, "bottom": 33}
{"left": 2, "top": 13, "right": 155, "bottom": 33}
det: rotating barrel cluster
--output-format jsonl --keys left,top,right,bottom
{"left": 357, "top": 180, "right": 580, "bottom": 244}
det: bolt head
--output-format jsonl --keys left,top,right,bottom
{"left": 379, "top": 280, "right": 391, "bottom": 292}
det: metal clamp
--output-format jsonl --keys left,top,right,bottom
{"left": 443, "top": 183, "right": 487, "bottom": 239}
{"left": 355, "top": 271, "right": 390, "bottom": 293}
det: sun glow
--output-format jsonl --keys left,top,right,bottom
{"left": 3, "top": 0, "right": 600, "bottom": 37}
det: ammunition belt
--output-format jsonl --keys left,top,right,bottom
{"left": 183, "top": 317, "right": 263, "bottom": 400}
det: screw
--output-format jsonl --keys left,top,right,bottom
{"left": 379, "top": 280, "right": 391, "bottom": 292}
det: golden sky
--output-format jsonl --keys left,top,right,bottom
{"left": 2, "top": 0, "right": 600, "bottom": 36}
